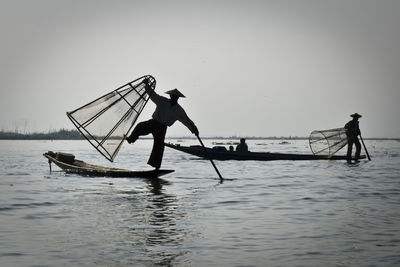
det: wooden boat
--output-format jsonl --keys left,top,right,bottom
{"left": 43, "top": 151, "right": 174, "bottom": 178}
{"left": 165, "top": 143, "right": 366, "bottom": 161}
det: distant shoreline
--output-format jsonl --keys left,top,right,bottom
{"left": 0, "top": 129, "right": 398, "bottom": 141}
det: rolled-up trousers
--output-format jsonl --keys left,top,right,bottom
{"left": 346, "top": 136, "right": 361, "bottom": 161}
{"left": 128, "top": 119, "right": 167, "bottom": 169}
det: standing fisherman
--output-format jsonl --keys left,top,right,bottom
{"left": 344, "top": 113, "right": 362, "bottom": 163}
{"left": 126, "top": 78, "right": 199, "bottom": 169}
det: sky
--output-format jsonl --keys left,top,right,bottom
{"left": 1, "top": 0, "right": 399, "bottom": 138}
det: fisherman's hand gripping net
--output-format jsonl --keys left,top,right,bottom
{"left": 309, "top": 128, "right": 348, "bottom": 158}
{"left": 67, "top": 75, "right": 156, "bottom": 162}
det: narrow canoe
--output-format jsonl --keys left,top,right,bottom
{"left": 165, "top": 143, "right": 366, "bottom": 161}
{"left": 43, "top": 151, "right": 174, "bottom": 178}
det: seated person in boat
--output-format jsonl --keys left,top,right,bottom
{"left": 126, "top": 78, "right": 199, "bottom": 169}
{"left": 229, "top": 145, "right": 234, "bottom": 152}
{"left": 236, "top": 138, "right": 249, "bottom": 152}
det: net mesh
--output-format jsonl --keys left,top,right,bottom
{"left": 67, "top": 75, "right": 155, "bottom": 162}
{"left": 309, "top": 128, "right": 348, "bottom": 158}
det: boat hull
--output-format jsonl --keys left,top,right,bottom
{"left": 165, "top": 143, "right": 365, "bottom": 161}
{"left": 43, "top": 151, "right": 174, "bottom": 178}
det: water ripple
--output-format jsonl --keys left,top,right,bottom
{"left": 0, "top": 202, "right": 56, "bottom": 212}
{"left": 1, "top": 139, "right": 399, "bottom": 266}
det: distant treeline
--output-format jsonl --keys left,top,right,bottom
{"left": 0, "top": 129, "right": 310, "bottom": 140}
{"left": 0, "top": 129, "right": 397, "bottom": 140}
{"left": 0, "top": 129, "right": 83, "bottom": 140}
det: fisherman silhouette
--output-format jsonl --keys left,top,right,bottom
{"left": 236, "top": 138, "right": 249, "bottom": 152}
{"left": 344, "top": 113, "right": 362, "bottom": 163}
{"left": 126, "top": 78, "right": 198, "bottom": 169}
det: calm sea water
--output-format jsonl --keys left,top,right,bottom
{"left": 0, "top": 139, "right": 399, "bottom": 267}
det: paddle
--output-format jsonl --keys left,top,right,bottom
{"left": 196, "top": 134, "right": 224, "bottom": 182}
{"left": 359, "top": 134, "right": 371, "bottom": 161}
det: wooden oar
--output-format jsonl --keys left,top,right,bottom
{"left": 196, "top": 135, "right": 224, "bottom": 182}
{"left": 359, "top": 135, "right": 371, "bottom": 161}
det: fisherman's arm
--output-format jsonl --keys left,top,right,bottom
{"left": 143, "top": 78, "right": 162, "bottom": 104}
{"left": 178, "top": 109, "right": 199, "bottom": 136}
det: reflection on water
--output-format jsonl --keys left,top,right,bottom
{"left": 75, "top": 178, "right": 190, "bottom": 266}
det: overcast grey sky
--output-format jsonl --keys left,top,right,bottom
{"left": 1, "top": 0, "right": 399, "bottom": 138}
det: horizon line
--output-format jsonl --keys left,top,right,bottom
{"left": 0, "top": 130, "right": 399, "bottom": 141}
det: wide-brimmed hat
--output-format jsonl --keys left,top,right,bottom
{"left": 350, "top": 113, "right": 362, "bottom": 118}
{"left": 165, "top": 88, "right": 185, "bottom": 98}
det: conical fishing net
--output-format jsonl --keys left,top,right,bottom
{"left": 67, "top": 75, "right": 155, "bottom": 162}
{"left": 309, "top": 128, "right": 348, "bottom": 158}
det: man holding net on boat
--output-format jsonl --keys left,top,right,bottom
{"left": 126, "top": 78, "right": 199, "bottom": 169}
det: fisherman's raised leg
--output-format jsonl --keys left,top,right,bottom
{"left": 126, "top": 119, "right": 153, "bottom": 144}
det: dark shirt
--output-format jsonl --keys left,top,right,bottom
{"left": 344, "top": 120, "right": 360, "bottom": 138}
{"left": 236, "top": 143, "right": 249, "bottom": 152}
